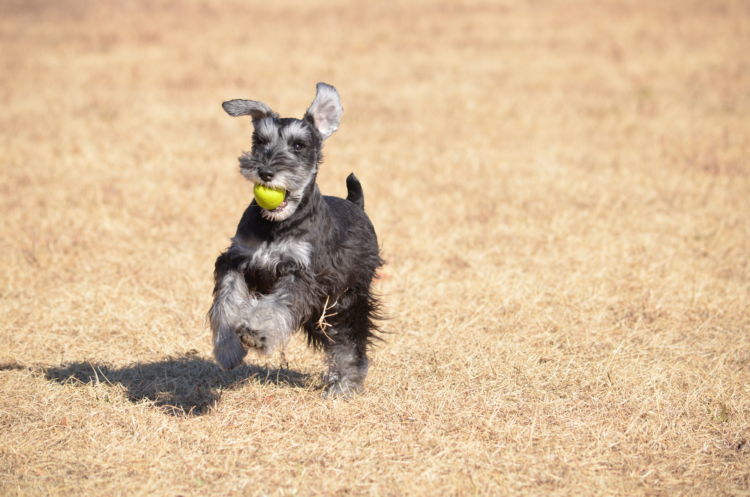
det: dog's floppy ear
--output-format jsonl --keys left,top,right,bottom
{"left": 222, "top": 99, "right": 278, "bottom": 122}
{"left": 305, "top": 82, "right": 343, "bottom": 140}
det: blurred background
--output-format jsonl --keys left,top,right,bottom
{"left": 1, "top": 1, "right": 748, "bottom": 495}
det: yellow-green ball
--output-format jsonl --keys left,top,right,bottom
{"left": 253, "top": 184, "right": 286, "bottom": 210}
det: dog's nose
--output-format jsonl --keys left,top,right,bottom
{"left": 258, "top": 168, "right": 274, "bottom": 182}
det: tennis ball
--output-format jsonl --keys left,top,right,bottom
{"left": 253, "top": 184, "right": 286, "bottom": 210}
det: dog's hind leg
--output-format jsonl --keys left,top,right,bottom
{"left": 317, "top": 286, "right": 379, "bottom": 397}
{"left": 323, "top": 335, "right": 369, "bottom": 398}
{"left": 322, "top": 302, "right": 372, "bottom": 397}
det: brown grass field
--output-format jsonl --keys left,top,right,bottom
{"left": 1, "top": 0, "right": 749, "bottom": 495}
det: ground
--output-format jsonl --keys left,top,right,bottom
{"left": 0, "top": 0, "right": 749, "bottom": 496}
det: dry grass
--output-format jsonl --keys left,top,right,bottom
{"left": 1, "top": 0, "right": 749, "bottom": 495}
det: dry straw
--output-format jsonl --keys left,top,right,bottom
{"left": 1, "top": 0, "right": 748, "bottom": 496}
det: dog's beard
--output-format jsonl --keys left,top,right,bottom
{"left": 259, "top": 172, "right": 315, "bottom": 221}
{"left": 259, "top": 190, "right": 297, "bottom": 221}
{"left": 239, "top": 159, "right": 316, "bottom": 222}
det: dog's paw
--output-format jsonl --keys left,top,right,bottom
{"left": 322, "top": 382, "right": 361, "bottom": 399}
{"left": 213, "top": 331, "right": 247, "bottom": 370}
{"left": 236, "top": 324, "right": 269, "bottom": 353}
{"left": 322, "top": 378, "right": 363, "bottom": 399}
{"left": 233, "top": 298, "right": 293, "bottom": 354}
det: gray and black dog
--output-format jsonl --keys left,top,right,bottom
{"left": 209, "top": 83, "right": 383, "bottom": 397}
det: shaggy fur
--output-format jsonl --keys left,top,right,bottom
{"left": 209, "top": 83, "right": 383, "bottom": 397}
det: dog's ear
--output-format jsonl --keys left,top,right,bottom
{"left": 304, "top": 82, "right": 343, "bottom": 140}
{"left": 222, "top": 99, "right": 278, "bottom": 122}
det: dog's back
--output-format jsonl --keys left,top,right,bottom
{"left": 323, "top": 178, "right": 379, "bottom": 276}
{"left": 325, "top": 174, "right": 378, "bottom": 255}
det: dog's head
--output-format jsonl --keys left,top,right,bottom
{"left": 222, "top": 83, "right": 343, "bottom": 222}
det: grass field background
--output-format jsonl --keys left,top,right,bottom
{"left": 1, "top": 0, "right": 749, "bottom": 495}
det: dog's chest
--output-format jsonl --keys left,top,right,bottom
{"left": 231, "top": 236, "right": 312, "bottom": 274}
{"left": 252, "top": 239, "right": 312, "bottom": 271}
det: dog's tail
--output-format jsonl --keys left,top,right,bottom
{"left": 346, "top": 173, "right": 365, "bottom": 209}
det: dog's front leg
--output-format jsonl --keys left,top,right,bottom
{"left": 235, "top": 292, "right": 294, "bottom": 355}
{"left": 236, "top": 273, "right": 312, "bottom": 356}
{"left": 209, "top": 269, "right": 255, "bottom": 369}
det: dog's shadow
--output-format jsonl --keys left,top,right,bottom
{"left": 39, "top": 352, "right": 312, "bottom": 416}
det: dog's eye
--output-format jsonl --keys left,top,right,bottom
{"left": 292, "top": 141, "right": 306, "bottom": 152}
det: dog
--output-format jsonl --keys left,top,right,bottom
{"left": 209, "top": 83, "right": 383, "bottom": 397}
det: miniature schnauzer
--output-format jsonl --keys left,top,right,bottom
{"left": 209, "top": 83, "right": 383, "bottom": 397}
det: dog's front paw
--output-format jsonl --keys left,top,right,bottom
{"left": 213, "top": 329, "right": 248, "bottom": 370}
{"left": 234, "top": 298, "right": 293, "bottom": 354}
{"left": 236, "top": 324, "right": 270, "bottom": 353}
